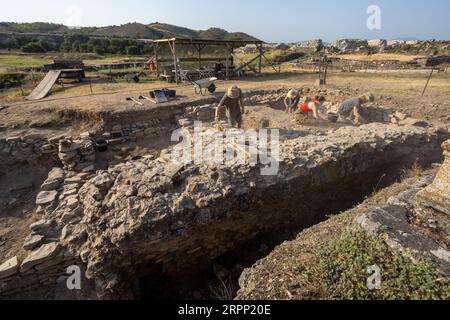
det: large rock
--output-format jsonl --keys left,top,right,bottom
{"left": 0, "top": 257, "right": 19, "bottom": 280}
{"left": 331, "top": 39, "right": 369, "bottom": 53}
{"left": 47, "top": 167, "right": 65, "bottom": 182}
{"left": 416, "top": 140, "right": 450, "bottom": 215}
{"left": 23, "top": 234, "right": 45, "bottom": 251}
{"left": 36, "top": 190, "right": 58, "bottom": 206}
{"left": 20, "top": 242, "right": 60, "bottom": 272}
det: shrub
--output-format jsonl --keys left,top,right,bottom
{"left": 292, "top": 228, "right": 450, "bottom": 300}
{"left": 21, "top": 42, "right": 46, "bottom": 53}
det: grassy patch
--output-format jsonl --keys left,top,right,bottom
{"left": 0, "top": 55, "right": 52, "bottom": 68}
{"left": 290, "top": 228, "right": 450, "bottom": 300}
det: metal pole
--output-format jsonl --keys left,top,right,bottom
{"left": 422, "top": 68, "right": 434, "bottom": 96}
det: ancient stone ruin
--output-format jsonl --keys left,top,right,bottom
{"left": 1, "top": 119, "right": 448, "bottom": 298}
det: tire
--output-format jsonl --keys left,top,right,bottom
{"left": 208, "top": 83, "right": 217, "bottom": 93}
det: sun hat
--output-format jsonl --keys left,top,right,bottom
{"left": 363, "top": 92, "right": 375, "bottom": 102}
{"left": 227, "top": 85, "right": 241, "bottom": 99}
{"left": 287, "top": 89, "right": 299, "bottom": 99}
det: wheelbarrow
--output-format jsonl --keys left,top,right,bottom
{"left": 192, "top": 77, "right": 218, "bottom": 95}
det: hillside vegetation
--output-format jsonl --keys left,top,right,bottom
{"left": 0, "top": 21, "right": 259, "bottom": 41}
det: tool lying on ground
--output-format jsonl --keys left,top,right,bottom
{"left": 139, "top": 95, "right": 156, "bottom": 103}
{"left": 126, "top": 97, "right": 144, "bottom": 105}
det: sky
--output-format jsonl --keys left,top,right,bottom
{"left": 1, "top": 0, "right": 450, "bottom": 42}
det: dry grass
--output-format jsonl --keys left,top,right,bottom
{"left": 401, "top": 161, "right": 424, "bottom": 181}
{"left": 209, "top": 265, "right": 236, "bottom": 300}
{"left": 331, "top": 53, "right": 427, "bottom": 62}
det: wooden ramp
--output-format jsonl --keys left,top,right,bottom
{"left": 26, "top": 70, "right": 61, "bottom": 101}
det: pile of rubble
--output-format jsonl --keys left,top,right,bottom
{"left": 330, "top": 39, "right": 450, "bottom": 55}
{"left": 330, "top": 39, "right": 370, "bottom": 54}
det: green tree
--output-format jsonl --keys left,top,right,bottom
{"left": 94, "top": 45, "right": 106, "bottom": 55}
{"left": 21, "top": 42, "right": 46, "bottom": 53}
{"left": 126, "top": 45, "right": 141, "bottom": 55}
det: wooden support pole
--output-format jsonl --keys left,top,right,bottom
{"left": 230, "top": 54, "right": 261, "bottom": 77}
{"left": 422, "top": 68, "right": 435, "bottom": 96}
{"left": 197, "top": 45, "right": 202, "bottom": 69}
{"left": 258, "top": 44, "right": 263, "bottom": 73}
{"left": 261, "top": 53, "right": 279, "bottom": 73}
{"left": 225, "top": 44, "right": 230, "bottom": 80}
{"left": 169, "top": 40, "right": 179, "bottom": 84}
{"left": 154, "top": 44, "right": 160, "bottom": 79}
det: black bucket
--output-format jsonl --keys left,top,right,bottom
{"left": 95, "top": 139, "right": 108, "bottom": 152}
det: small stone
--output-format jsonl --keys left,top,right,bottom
{"left": 82, "top": 164, "right": 95, "bottom": 173}
{"left": 59, "top": 151, "right": 78, "bottom": 162}
{"left": 23, "top": 234, "right": 45, "bottom": 251}
{"left": 80, "top": 132, "right": 91, "bottom": 139}
{"left": 30, "top": 219, "right": 53, "bottom": 233}
{"left": 0, "top": 257, "right": 19, "bottom": 280}
{"left": 394, "top": 111, "right": 407, "bottom": 121}
{"left": 47, "top": 167, "right": 65, "bottom": 182}
{"left": 59, "top": 139, "right": 81, "bottom": 153}
{"left": 36, "top": 190, "right": 58, "bottom": 206}
{"left": 6, "top": 136, "right": 21, "bottom": 143}
{"left": 66, "top": 197, "right": 79, "bottom": 210}
{"left": 41, "top": 144, "right": 58, "bottom": 154}
{"left": 41, "top": 179, "right": 60, "bottom": 191}
{"left": 399, "top": 118, "right": 429, "bottom": 127}
{"left": 64, "top": 176, "right": 82, "bottom": 184}
{"left": 63, "top": 189, "right": 78, "bottom": 197}
{"left": 48, "top": 135, "right": 64, "bottom": 144}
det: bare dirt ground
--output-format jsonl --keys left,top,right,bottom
{"left": 1, "top": 70, "right": 449, "bottom": 135}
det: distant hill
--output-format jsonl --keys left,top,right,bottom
{"left": 0, "top": 21, "right": 260, "bottom": 41}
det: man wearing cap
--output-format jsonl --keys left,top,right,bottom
{"left": 337, "top": 93, "right": 375, "bottom": 124}
{"left": 284, "top": 89, "right": 302, "bottom": 114}
{"left": 215, "top": 85, "right": 245, "bottom": 128}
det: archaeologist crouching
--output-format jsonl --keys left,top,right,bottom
{"left": 294, "top": 95, "right": 329, "bottom": 124}
{"left": 215, "top": 85, "right": 245, "bottom": 129}
{"left": 337, "top": 93, "right": 375, "bottom": 124}
{"left": 284, "top": 89, "right": 302, "bottom": 114}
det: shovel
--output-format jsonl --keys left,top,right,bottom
{"left": 126, "top": 97, "right": 143, "bottom": 105}
{"left": 139, "top": 95, "right": 157, "bottom": 104}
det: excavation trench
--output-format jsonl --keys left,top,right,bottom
{"left": 130, "top": 137, "right": 445, "bottom": 300}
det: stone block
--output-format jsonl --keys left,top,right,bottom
{"left": 416, "top": 140, "right": 450, "bottom": 215}
{"left": 36, "top": 191, "right": 58, "bottom": 206}
{"left": 20, "top": 242, "right": 60, "bottom": 272}
{"left": 23, "top": 234, "right": 45, "bottom": 251}
{"left": 0, "top": 257, "right": 19, "bottom": 280}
